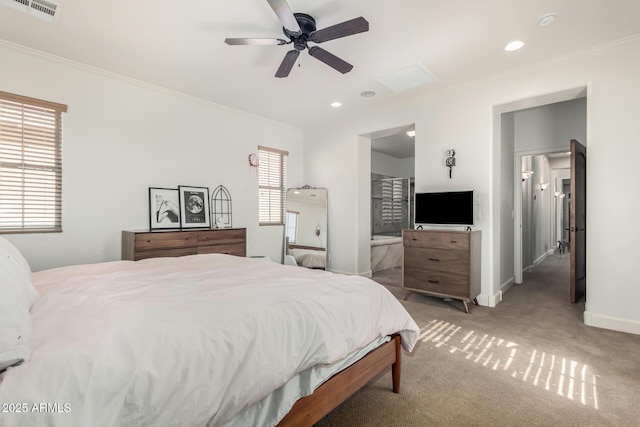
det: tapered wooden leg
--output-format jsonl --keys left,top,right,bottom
{"left": 462, "top": 299, "right": 469, "bottom": 313}
{"left": 391, "top": 335, "right": 401, "bottom": 393}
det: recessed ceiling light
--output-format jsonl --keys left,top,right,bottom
{"left": 505, "top": 40, "right": 524, "bottom": 52}
{"left": 360, "top": 90, "right": 376, "bottom": 97}
{"left": 538, "top": 13, "right": 557, "bottom": 27}
{"left": 330, "top": 101, "right": 342, "bottom": 108}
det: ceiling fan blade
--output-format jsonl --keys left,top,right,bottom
{"left": 275, "top": 50, "right": 300, "bottom": 78}
{"left": 225, "top": 38, "right": 288, "bottom": 46}
{"left": 309, "top": 17, "right": 369, "bottom": 43}
{"left": 308, "top": 46, "right": 353, "bottom": 74}
{"left": 266, "top": 0, "right": 302, "bottom": 35}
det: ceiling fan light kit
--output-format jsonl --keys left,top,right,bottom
{"left": 224, "top": 0, "right": 369, "bottom": 78}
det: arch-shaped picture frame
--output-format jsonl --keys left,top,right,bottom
{"left": 211, "top": 185, "right": 233, "bottom": 228}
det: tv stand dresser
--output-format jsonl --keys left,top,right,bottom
{"left": 402, "top": 229, "right": 481, "bottom": 313}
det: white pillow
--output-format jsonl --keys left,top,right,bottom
{"left": 0, "top": 237, "right": 38, "bottom": 371}
{"left": 0, "top": 237, "right": 37, "bottom": 304}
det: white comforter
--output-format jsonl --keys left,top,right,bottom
{"left": 0, "top": 254, "right": 418, "bottom": 427}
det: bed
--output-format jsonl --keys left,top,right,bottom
{"left": 286, "top": 242, "right": 326, "bottom": 269}
{"left": 0, "top": 237, "right": 419, "bottom": 426}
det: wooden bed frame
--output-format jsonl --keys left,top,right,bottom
{"left": 277, "top": 334, "right": 402, "bottom": 426}
{"left": 287, "top": 243, "right": 326, "bottom": 252}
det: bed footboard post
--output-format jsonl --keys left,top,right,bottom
{"left": 391, "top": 334, "right": 401, "bottom": 393}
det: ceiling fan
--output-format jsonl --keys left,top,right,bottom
{"left": 225, "top": 0, "right": 369, "bottom": 78}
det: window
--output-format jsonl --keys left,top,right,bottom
{"left": 285, "top": 210, "right": 298, "bottom": 243}
{"left": 0, "top": 91, "right": 67, "bottom": 233}
{"left": 382, "top": 179, "right": 403, "bottom": 224}
{"left": 258, "top": 146, "right": 288, "bottom": 226}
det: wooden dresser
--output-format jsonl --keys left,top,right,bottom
{"left": 122, "top": 228, "right": 246, "bottom": 261}
{"left": 402, "top": 229, "right": 481, "bottom": 313}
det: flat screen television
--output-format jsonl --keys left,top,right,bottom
{"left": 414, "top": 190, "right": 475, "bottom": 227}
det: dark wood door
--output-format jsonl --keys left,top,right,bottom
{"left": 570, "top": 139, "right": 586, "bottom": 303}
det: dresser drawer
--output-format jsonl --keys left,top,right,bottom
{"left": 134, "top": 231, "right": 198, "bottom": 250}
{"left": 403, "top": 246, "right": 470, "bottom": 274}
{"left": 403, "top": 268, "right": 470, "bottom": 298}
{"left": 134, "top": 247, "right": 197, "bottom": 261}
{"left": 403, "top": 231, "right": 469, "bottom": 250}
{"left": 197, "top": 229, "right": 246, "bottom": 246}
{"left": 198, "top": 244, "right": 246, "bottom": 257}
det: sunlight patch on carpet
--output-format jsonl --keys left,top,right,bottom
{"left": 418, "top": 320, "right": 599, "bottom": 409}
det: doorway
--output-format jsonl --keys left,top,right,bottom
{"left": 364, "top": 123, "right": 415, "bottom": 281}
{"left": 497, "top": 92, "right": 587, "bottom": 306}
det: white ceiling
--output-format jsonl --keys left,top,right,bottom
{"left": 1, "top": 0, "right": 639, "bottom": 130}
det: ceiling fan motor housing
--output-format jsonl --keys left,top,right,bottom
{"left": 285, "top": 13, "right": 316, "bottom": 51}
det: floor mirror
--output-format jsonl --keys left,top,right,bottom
{"left": 283, "top": 185, "right": 327, "bottom": 269}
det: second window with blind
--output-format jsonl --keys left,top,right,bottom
{"left": 0, "top": 91, "right": 67, "bottom": 233}
{"left": 258, "top": 146, "right": 288, "bottom": 226}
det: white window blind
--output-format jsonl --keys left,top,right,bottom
{"left": 0, "top": 91, "right": 67, "bottom": 233}
{"left": 258, "top": 146, "right": 288, "bottom": 226}
{"left": 382, "top": 179, "right": 403, "bottom": 224}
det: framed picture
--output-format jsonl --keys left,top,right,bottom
{"left": 149, "top": 187, "right": 181, "bottom": 230}
{"left": 178, "top": 185, "right": 211, "bottom": 229}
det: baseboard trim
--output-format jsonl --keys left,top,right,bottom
{"left": 501, "top": 276, "right": 515, "bottom": 294}
{"left": 533, "top": 251, "right": 550, "bottom": 267}
{"left": 584, "top": 311, "right": 640, "bottom": 336}
{"left": 476, "top": 293, "right": 489, "bottom": 307}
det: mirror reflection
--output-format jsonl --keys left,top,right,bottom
{"left": 284, "top": 186, "right": 327, "bottom": 270}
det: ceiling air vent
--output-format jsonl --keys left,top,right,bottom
{"left": 1, "top": 0, "right": 62, "bottom": 23}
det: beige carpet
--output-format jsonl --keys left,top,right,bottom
{"left": 315, "top": 255, "right": 640, "bottom": 426}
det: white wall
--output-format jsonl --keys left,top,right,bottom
{"left": 514, "top": 98, "right": 587, "bottom": 152}
{"left": 500, "top": 113, "right": 515, "bottom": 288}
{"left": 304, "top": 36, "right": 640, "bottom": 335}
{"left": 521, "top": 156, "right": 534, "bottom": 270}
{"left": 551, "top": 166, "right": 570, "bottom": 245}
{"left": 0, "top": 42, "right": 304, "bottom": 271}
{"left": 531, "top": 155, "right": 553, "bottom": 261}
{"left": 371, "top": 150, "right": 415, "bottom": 178}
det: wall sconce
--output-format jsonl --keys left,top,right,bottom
{"left": 316, "top": 224, "right": 321, "bottom": 236}
{"left": 521, "top": 170, "right": 534, "bottom": 181}
{"left": 406, "top": 130, "right": 415, "bottom": 137}
{"left": 554, "top": 191, "right": 566, "bottom": 198}
{"left": 539, "top": 183, "right": 550, "bottom": 191}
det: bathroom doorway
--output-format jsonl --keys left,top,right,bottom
{"left": 368, "top": 124, "right": 415, "bottom": 282}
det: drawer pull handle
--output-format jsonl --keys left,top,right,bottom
{"left": 428, "top": 258, "right": 440, "bottom": 262}
{"left": 428, "top": 280, "right": 439, "bottom": 284}
{"left": 450, "top": 240, "right": 457, "bottom": 243}
{"left": 412, "top": 238, "right": 418, "bottom": 241}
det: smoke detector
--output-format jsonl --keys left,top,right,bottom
{"left": 538, "top": 13, "right": 557, "bottom": 27}
{"left": 2, "top": 0, "right": 62, "bottom": 23}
